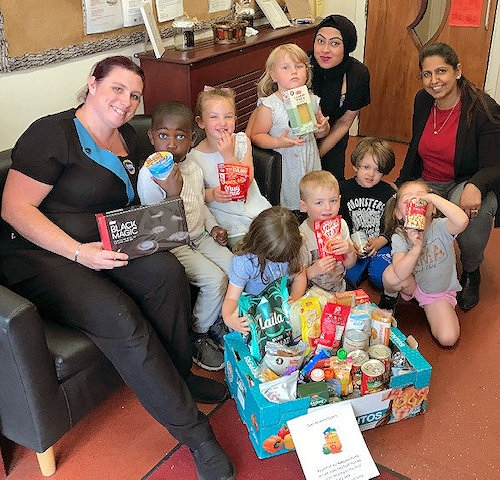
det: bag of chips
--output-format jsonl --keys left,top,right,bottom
{"left": 315, "top": 302, "right": 351, "bottom": 355}
{"left": 314, "top": 216, "right": 346, "bottom": 261}
{"left": 238, "top": 276, "right": 293, "bottom": 361}
{"left": 217, "top": 163, "right": 251, "bottom": 201}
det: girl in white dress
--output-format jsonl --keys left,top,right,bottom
{"left": 248, "top": 44, "right": 330, "bottom": 213}
{"left": 188, "top": 87, "right": 271, "bottom": 247}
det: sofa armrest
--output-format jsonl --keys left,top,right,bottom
{"left": 252, "top": 145, "right": 282, "bottom": 206}
{"left": 0, "top": 285, "right": 70, "bottom": 451}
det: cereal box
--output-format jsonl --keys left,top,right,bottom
{"left": 282, "top": 86, "right": 318, "bottom": 136}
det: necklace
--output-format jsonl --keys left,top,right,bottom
{"left": 432, "top": 99, "right": 460, "bottom": 135}
{"left": 80, "top": 111, "right": 118, "bottom": 152}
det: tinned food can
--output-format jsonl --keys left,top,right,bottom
{"left": 348, "top": 349, "right": 369, "bottom": 390}
{"left": 368, "top": 344, "right": 392, "bottom": 381}
{"left": 361, "top": 359, "right": 386, "bottom": 395}
{"left": 343, "top": 329, "right": 369, "bottom": 352}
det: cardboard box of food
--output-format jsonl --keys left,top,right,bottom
{"left": 282, "top": 86, "right": 317, "bottom": 136}
{"left": 224, "top": 326, "right": 431, "bottom": 459}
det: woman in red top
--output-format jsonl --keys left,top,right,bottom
{"left": 396, "top": 43, "right": 500, "bottom": 311}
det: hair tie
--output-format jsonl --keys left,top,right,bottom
{"left": 203, "top": 85, "right": 235, "bottom": 96}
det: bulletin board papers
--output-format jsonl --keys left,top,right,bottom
{"left": 122, "top": 0, "right": 148, "bottom": 27}
{"left": 255, "top": 0, "right": 291, "bottom": 29}
{"left": 449, "top": 0, "right": 484, "bottom": 27}
{"left": 209, "top": 0, "right": 232, "bottom": 14}
{"left": 156, "top": 0, "right": 183, "bottom": 22}
{"left": 83, "top": 0, "right": 124, "bottom": 34}
{"left": 287, "top": 402, "right": 380, "bottom": 480}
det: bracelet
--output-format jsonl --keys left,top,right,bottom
{"left": 73, "top": 243, "right": 83, "bottom": 262}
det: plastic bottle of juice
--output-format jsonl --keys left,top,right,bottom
{"left": 331, "top": 348, "right": 353, "bottom": 396}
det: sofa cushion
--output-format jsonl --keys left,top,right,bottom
{"left": 44, "top": 321, "right": 105, "bottom": 382}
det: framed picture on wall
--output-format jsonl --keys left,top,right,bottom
{"left": 255, "top": 0, "right": 291, "bottom": 29}
{"left": 140, "top": 3, "right": 165, "bottom": 58}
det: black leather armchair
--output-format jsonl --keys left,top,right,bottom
{"left": 0, "top": 116, "right": 281, "bottom": 477}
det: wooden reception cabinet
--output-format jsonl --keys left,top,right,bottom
{"left": 137, "top": 23, "right": 317, "bottom": 131}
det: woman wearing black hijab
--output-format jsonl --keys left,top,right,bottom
{"left": 311, "top": 15, "right": 371, "bottom": 181}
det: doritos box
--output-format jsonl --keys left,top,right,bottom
{"left": 314, "top": 216, "right": 346, "bottom": 261}
{"left": 96, "top": 197, "right": 189, "bottom": 259}
{"left": 217, "top": 163, "right": 251, "bottom": 201}
{"left": 282, "top": 86, "right": 317, "bottom": 136}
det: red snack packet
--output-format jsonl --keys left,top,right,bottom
{"left": 315, "top": 302, "right": 351, "bottom": 354}
{"left": 314, "top": 216, "right": 346, "bottom": 261}
{"left": 217, "top": 163, "right": 250, "bottom": 201}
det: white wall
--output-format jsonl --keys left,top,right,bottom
{"left": 1, "top": 1, "right": 499, "bottom": 151}
{"left": 0, "top": 45, "right": 147, "bottom": 151}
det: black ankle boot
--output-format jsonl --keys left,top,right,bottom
{"left": 458, "top": 268, "right": 481, "bottom": 310}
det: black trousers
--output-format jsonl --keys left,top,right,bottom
{"left": 12, "top": 250, "right": 210, "bottom": 449}
{"left": 320, "top": 134, "right": 349, "bottom": 182}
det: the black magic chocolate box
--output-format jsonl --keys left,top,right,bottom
{"left": 96, "top": 197, "right": 189, "bottom": 259}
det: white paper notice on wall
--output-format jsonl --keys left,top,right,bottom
{"left": 287, "top": 402, "right": 380, "bottom": 480}
{"left": 83, "top": 0, "right": 124, "bottom": 34}
{"left": 122, "top": 0, "right": 146, "bottom": 27}
{"left": 156, "top": 0, "right": 183, "bottom": 22}
{"left": 208, "top": 0, "right": 231, "bottom": 14}
{"left": 255, "top": 0, "right": 291, "bottom": 29}
{"left": 140, "top": 2, "right": 165, "bottom": 58}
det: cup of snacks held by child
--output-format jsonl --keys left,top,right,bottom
{"left": 144, "top": 151, "right": 174, "bottom": 180}
{"left": 404, "top": 198, "right": 427, "bottom": 230}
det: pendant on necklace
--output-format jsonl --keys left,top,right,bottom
{"left": 433, "top": 131, "right": 438, "bottom": 135}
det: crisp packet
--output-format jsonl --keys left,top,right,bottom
{"left": 259, "top": 370, "right": 299, "bottom": 403}
{"left": 314, "top": 216, "right": 346, "bottom": 261}
{"left": 289, "top": 287, "right": 335, "bottom": 341}
{"left": 238, "top": 276, "right": 292, "bottom": 361}
{"left": 262, "top": 340, "right": 308, "bottom": 376}
{"left": 144, "top": 151, "right": 174, "bottom": 180}
{"left": 315, "top": 302, "right": 351, "bottom": 354}
{"left": 217, "top": 163, "right": 250, "bottom": 201}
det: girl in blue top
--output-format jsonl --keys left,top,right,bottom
{"left": 222, "top": 206, "right": 307, "bottom": 333}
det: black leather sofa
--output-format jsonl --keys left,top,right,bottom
{"left": 0, "top": 115, "right": 281, "bottom": 476}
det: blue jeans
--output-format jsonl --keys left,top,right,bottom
{"left": 345, "top": 245, "right": 392, "bottom": 290}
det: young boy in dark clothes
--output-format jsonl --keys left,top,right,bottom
{"left": 339, "top": 137, "right": 398, "bottom": 309}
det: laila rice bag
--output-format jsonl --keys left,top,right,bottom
{"left": 238, "top": 276, "right": 293, "bottom": 361}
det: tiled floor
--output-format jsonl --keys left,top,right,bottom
{"left": 1, "top": 138, "right": 498, "bottom": 479}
